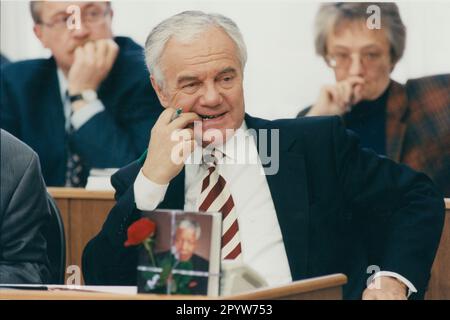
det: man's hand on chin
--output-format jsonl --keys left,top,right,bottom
{"left": 362, "top": 276, "right": 408, "bottom": 300}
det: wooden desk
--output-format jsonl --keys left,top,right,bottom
{"left": 226, "top": 274, "right": 347, "bottom": 300}
{"left": 46, "top": 188, "right": 449, "bottom": 299}
{"left": 47, "top": 188, "right": 116, "bottom": 283}
{"left": 425, "top": 198, "right": 450, "bottom": 299}
{"left": 0, "top": 274, "right": 346, "bottom": 300}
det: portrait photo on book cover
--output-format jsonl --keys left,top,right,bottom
{"left": 134, "top": 210, "right": 221, "bottom": 296}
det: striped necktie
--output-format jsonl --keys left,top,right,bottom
{"left": 198, "top": 148, "right": 242, "bottom": 260}
{"left": 65, "top": 91, "right": 87, "bottom": 187}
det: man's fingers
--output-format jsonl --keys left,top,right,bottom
{"left": 169, "top": 112, "right": 202, "bottom": 129}
{"left": 171, "top": 128, "right": 194, "bottom": 143}
{"left": 363, "top": 289, "right": 406, "bottom": 300}
{"left": 83, "top": 41, "right": 96, "bottom": 66}
{"left": 94, "top": 39, "right": 108, "bottom": 68}
{"left": 180, "top": 139, "right": 197, "bottom": 162}
{"left": 72, "top": 46, "right": 86, "bottom": 69}
{"left": 104, "top": 39, "right": 119, "bottom": 70}
{"left": 156, "top": 108, "right": 177, "bottom": 125}
{"left": 171, "top": 139, "right": 197, "bottom": 166}
{"left": 74, "top": 46, "right": 84, "bottom": 60}
{"left": 362, "top": 282, "right": 408, "bottom": 300}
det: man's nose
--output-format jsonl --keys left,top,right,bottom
{"left": 200, "top": 83, "right": 223, "bottom": 107}
{"left": 70, "top": 22, "right": 90, "bottom": 39}
{"left": 181, "top": 241, "right": 189, "bottom": 251}
{"left": 348, "top": 53, "right": 363, "bottom": 76}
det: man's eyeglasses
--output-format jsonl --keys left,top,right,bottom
{"left": 39, "top": 6, "right": 111, "bottom": 31}
{"left": 326, "top": 51, "right": 387, "bottom": 69}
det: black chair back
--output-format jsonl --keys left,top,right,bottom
{"left": 43, "top": 193, "right": 66, "bottom": 284}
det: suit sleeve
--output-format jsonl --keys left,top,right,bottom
{"left": 70, "top": 78, "right": 161, "bottom": 168}
{"left": 331, "top": 116, "right": 445, "bottom": 296}
{"left": 0, "top": 152, "right": 51, "bottom": 284}
{"left": 0, "top": 67, "right": 20, "bottom": 137}
{"left": 82, "top": 162, "right": 142, "bottom": 285}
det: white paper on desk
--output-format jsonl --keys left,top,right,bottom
{"left": 47, "top": 285, "right": 137, "bottom": 295}
{"left": 85, "top": 168, "right": 118, "bottom": 191}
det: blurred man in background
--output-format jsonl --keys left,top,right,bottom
{"left": 298, "top": 2, "right": 450, "bottom": 197}
{"left": 1, "top": 1, "right": 163, "bottom": 187}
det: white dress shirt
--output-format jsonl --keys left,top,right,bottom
{"left": 57, "top": 69, "right": 105, "bottom": 131}
{"left": 133, "top": 120, "right": 417, "bottom": 296}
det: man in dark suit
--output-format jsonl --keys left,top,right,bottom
{"left": 0, "top": 129, "right": 51, "bottom": 284}
{"left": 297, "top": 3, "right": 450, "bottom": 197}
{"left": 1, "top": 1, "right": 163, "bottom": 186}
{"left": 82, "top": 11, "right": 444, "bottom": 299}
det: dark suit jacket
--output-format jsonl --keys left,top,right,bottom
{"left": 0, "top": 129, "right": 51, "bottom": 284}
{"left": 148, "top": 251, "right": 209, "bottom": 295}
{"left": 82, "top": 114, "right": 444, "bottom": 299}
{"left": 298, "top": 75, "right": 450, "bottom": 196}
{"left": 0, "top": 53, "right": 9, "bottom": 68}
{"left": 1, "top": 37, "right": 164, "bottom": 186}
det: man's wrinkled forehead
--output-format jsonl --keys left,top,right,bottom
{"left": 160, "top": 29, "right": 241, "bottom": 74}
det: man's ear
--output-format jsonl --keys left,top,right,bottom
{"left": 390, "top": 61, "right": 396, "bottom": 73}
{"left": 33, "top": 24, "right": 48, "bottom": 48}
{"left": 150, "top": 75, "right": 169, "bottom": 108}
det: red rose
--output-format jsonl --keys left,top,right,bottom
{"left": 124, "top": 218, "right": 156, "bottom": 247}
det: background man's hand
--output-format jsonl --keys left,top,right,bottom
{"left": 142, "top": 108, "right": 201, "bottom": 185}
{"left": 68, "top": 38, "right": 119, "bottom": 95}
{"left": 362, "top": 276, "right": 408, "bottom": 300}
{"left": 307, "top": 76, "right": 365, "bottom": 116}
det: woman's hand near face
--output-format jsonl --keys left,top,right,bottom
{"left": 307, "top": 76, "right": 365, "bottom": 116}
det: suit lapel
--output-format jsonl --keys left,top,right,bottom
{"left": 158, "top": 168, "right": 185, "bottom": 210}
{"left": 245, "top": 114, "right": 310, "bottom": 279}
{"left": 40, "top": 58, "right": 66, "bottom": 144}
{"left": 36, "top": 58, "right": 67, "bottom": 178}
{"left": 386, "top": 80, "right": 408, "bottom": 162}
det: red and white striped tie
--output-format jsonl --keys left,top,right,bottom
{"left": 198, "top": 148, "right": 242, "bottom": 260}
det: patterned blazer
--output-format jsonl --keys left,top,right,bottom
{"left": 386, "top": 74, "right": 450, "bottom": 197}
{"left": 298, "top": 74, "right": 450, "bottom": 197}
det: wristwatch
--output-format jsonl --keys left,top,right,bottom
{"left": 69, "top": 90, "right": 98, "bottom": 103}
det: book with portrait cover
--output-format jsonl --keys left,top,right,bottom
{"left": 134, "top": 210, "right": 222, "bottom": 296}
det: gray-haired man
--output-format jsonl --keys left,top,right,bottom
{"left": 83, "top": 11, "right": 444, "bottom": 300}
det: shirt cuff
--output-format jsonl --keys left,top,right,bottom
{"left": 70, "top": 99, "right": 105, "bottom": 130}
{"left": 371, "top": 271, "right": 418, "bottom": 298}
{"left": 133, "top": 169, "right": 169, "bottom": 211}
